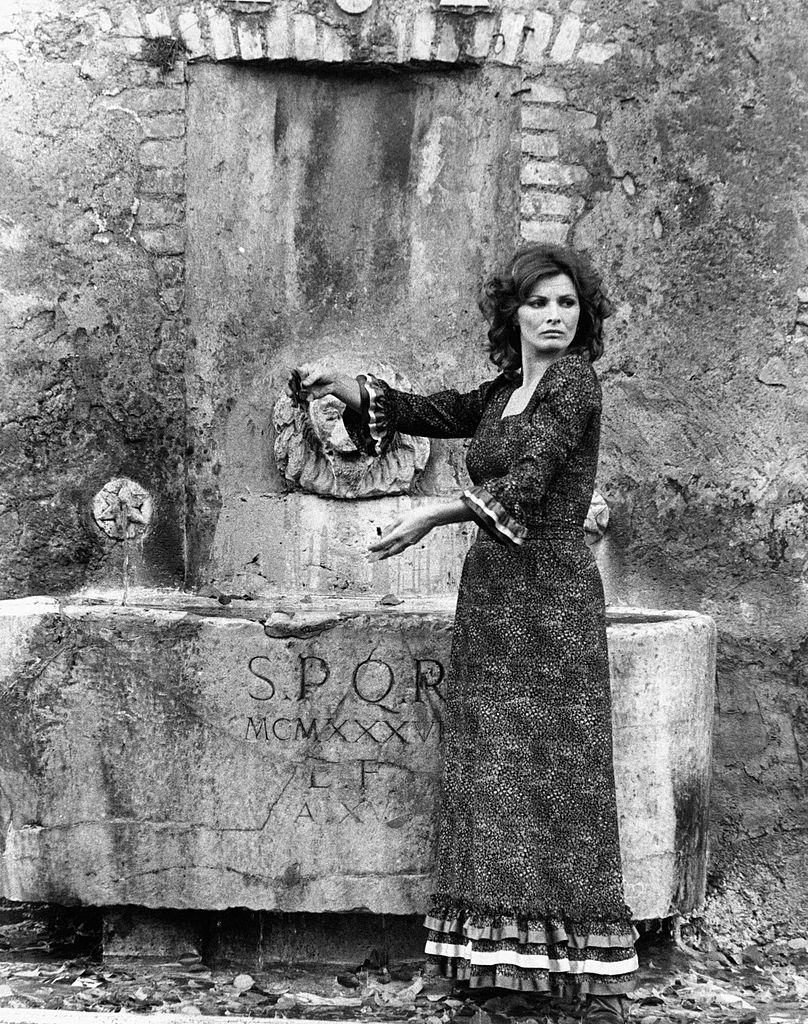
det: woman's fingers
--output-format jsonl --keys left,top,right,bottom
{"left": 368, "top": 521, "right": 405, "bottom": 552}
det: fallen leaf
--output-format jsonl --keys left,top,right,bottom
{"left": 398, "top": 977, "right": 425, "bottom": 1001}
{"left": 792, "top": 974, "right": 808, "bottom": 999}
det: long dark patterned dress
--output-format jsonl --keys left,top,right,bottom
{"left": 343, "top": 350, "right": 638, "bottom": 997}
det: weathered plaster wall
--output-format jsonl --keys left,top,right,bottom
{"left": 0, "top": 1, "right": 187, "bottom": 595}
{"left": 0, "top": 0, "right": 805, "bottom": 941}
{"left": 549, "top": 0, "right": 808, "bottom": 945}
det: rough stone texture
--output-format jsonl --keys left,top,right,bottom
{"left": 0, "top": 597, "right": 715, "bottom": 919}
{"left": 559, "top": 0, "right": 808, "bottom": 943}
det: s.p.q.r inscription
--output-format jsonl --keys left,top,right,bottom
{"left": 246, "top": 653, "right": 446, "bottom": 705}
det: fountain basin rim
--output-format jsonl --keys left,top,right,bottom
{"left": 0, "top": 592, "right": 714, "bottom": 630}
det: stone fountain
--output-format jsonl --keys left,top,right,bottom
{"left": 0, "top": 360, "right": 716, "bottom": 961}
{"left": 0, "top": 56, "right": 716, "bottom": 962}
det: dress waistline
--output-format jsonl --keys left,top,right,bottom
{"left": 477, "top": 520, "right": 585, "bottom": 543}
{"left": 523, "top": 521, "right": 584, "bottom": 539}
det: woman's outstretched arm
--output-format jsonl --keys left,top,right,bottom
{"left": 367, "top": 498, "right": 473, "bottom": 561}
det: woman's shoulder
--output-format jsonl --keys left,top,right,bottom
{"left": 548, "top": 350, "right": 600, "bottom": 387}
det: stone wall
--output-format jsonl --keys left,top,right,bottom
{"left": 0, "top": 0, "right": 806, "bottom": 941}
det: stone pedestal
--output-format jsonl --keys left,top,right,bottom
{"left": 0, "top": 594, "right": 715, "bottom": 922}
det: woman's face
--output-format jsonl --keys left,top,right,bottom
{"left": 516, "top": 272, "right": 580, "bottom": 356}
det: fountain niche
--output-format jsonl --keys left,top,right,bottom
{"left": 0, "top": 59, "right": 716, "bottom": 957}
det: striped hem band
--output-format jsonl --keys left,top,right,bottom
{"left": 425, "top": 940, "right": 639, "bottom": 976}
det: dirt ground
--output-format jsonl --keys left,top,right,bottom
{"left": 0, "top": 907, "right": 806, "bottom": 1023}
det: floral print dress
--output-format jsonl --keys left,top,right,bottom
{"left": 343, "top": 350, "right": 638, "bottom": 996}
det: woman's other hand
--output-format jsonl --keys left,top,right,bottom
{"left": 368, "top": 508, "right": 436, "bottom": 561}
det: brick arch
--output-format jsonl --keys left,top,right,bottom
{"left": 119, "top": 2, "right": 618, "bottom": 69}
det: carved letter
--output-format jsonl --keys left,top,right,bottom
{"left": 414, "top": 659, "right": 445, "bottom": 702}
{"left": 248, "top": 656, "right": 276, "bottom": 700}
{"left": 354, "top": 719, "right": 381, "bottom": 743}
{"left": 295, "top": 718, "right": 319, "bottom": 741}
{"left": 353, "top": 658, "right": 394, "bottom": 705}
{"left": 298, "top": 655, "right": 330, "bottom": 701}
{"left": 296, "top": 801, "right": 315, "bottom": 821}
{"left": 245, "top": 716, "right": 269, "bottom": 740}
{"left": 326, "top": 718, "right": 349, "bottom": 742}
{"left": 413, "top": 718, "right": 443, "bottom": 743}
{"left": 272, "top": 717, "right": 293, "bottom": 740}
{"left": 339, "top": 799, "right": 364, "bottom": 823}
{"left": 359, "top": 759, "right": 379, "bottom": 790}
{"left": 384, "top": 720, "right": 410, "bottom": 745}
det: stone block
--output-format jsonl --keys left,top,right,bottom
{"left": 521, "top": 218, "right": 570, "bottom": 243}
{"left": 465, "top": 13, "right": 495, "bottom": 59}
{"left": 237, "top": 21, "right": 264, "bottom": 61}
{"left": 142, "top": 112, "right": 185, "bottom": 140}
{"left": 139, "top": 167, "right": 186, "bottom": 195}
{"left": 523, "top": 105, "right": 597, "bottom": 131}
{"left": 0, "top": 596, "right": 715, "bottom": 920}
{"left": 119, "top": 5, "right": 143, "bottom": 38}
{"left": 293, "top": 14, "right": 318, "bottom": 62}
{"left": 103, "top": 907, "right": 202, "bottom": 959}
{"left": 319, "top": 22, "right": 347, "bottom": 63}
{"left": 435, "top": 23, "right": 460, "bottom": 63}
{"left": 550, "top": 12, "right": 582, "bottom": 63}
{"left": 390, "top": 14, "right": 408, "bottom": 63}
{"left": 264, "top": 8, "right": 290, "bottom": 60}
{"left": 206, "top": 7, "right": 237, "bottom": 60}
{"left": 137, "top": 196, "right": 184, "bottom": 226}
{"left": 521, "top": 11, "right": 554, "bottom": 64}
{"left": 521, "top": 158, "right": 588, "bottom": 186}
{"left": 204, "top": 909, "right": 424, "bottom": 966}
{"left": 524, "top": 81, "right": 566, "bottom": 104}
{"left": 521, "top": 190, "right": 580, "bottom": 218}
{"left": 178, "top": 9, "right": 205, "bottom": 59}
{"left": 578, "top": 41, "right": 619, "bottom": 63}
{"left": 521, "top": 132, "right": 560, "bottom": 158}
{"left": 127, "top": 84, "right": 186, "bottom": 114}
{"left": 139, "top": 138, "right": 185, "bottom": 169}
{"left": 143, "top": 8, "right": 172, "bottom": 38}
{"left": 493, "top": 10, "right": 525, "bottom": 66}
{"left": 410, "top": 10, "right": 436, "bottom": 60}
{"left": 139, "top": 225, "right": 186, "bottom": 254}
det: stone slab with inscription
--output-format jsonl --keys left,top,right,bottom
{"left": 0, "top": 595, "right": 715, "bottom": 919}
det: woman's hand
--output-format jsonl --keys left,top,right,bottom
{"left": 286, "top": 364, "right": 363, "bottom": 411}
{"left": 368, "top": 508, "right": 437, "bottom": 561}
{"left": 287, "top": 364, "right": 337, "bottom": 401}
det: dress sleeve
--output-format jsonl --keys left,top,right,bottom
{"left": 342, "top": 374, "right": 499, "bottom": 455}
{"left": 461, "top": 356, "right": 600, "bottom": 549}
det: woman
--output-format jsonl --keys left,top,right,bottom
{"left": 290, "top": 243, "right": 638, "bottom": 1022}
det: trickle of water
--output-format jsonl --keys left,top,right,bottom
{"left": 122, "top": 540, "right": 130, "bottom": 606}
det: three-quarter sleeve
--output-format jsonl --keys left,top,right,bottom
{"left": 343, "top": 373, "right": 499, "bottom": 455}
{"left": 461, "top": 356, "right": 600, "bottom": 549}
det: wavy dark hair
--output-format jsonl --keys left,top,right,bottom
{"left": 479, "top": 243, "right": 613, "bottom": 375}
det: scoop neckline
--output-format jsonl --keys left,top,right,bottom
{"left": 498, "top": 351, "right": 583, "bottom": 421}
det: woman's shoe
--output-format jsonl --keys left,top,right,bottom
{"left": 583, "top": 994, "right": 629, "bottom": 1023}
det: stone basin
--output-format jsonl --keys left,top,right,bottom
{"left": 0, "top": 592, "right": 716, "bottom": 921}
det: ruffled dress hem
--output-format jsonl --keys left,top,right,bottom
{"left": 424, "top": 906, "right": 639, "bottom": 997}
